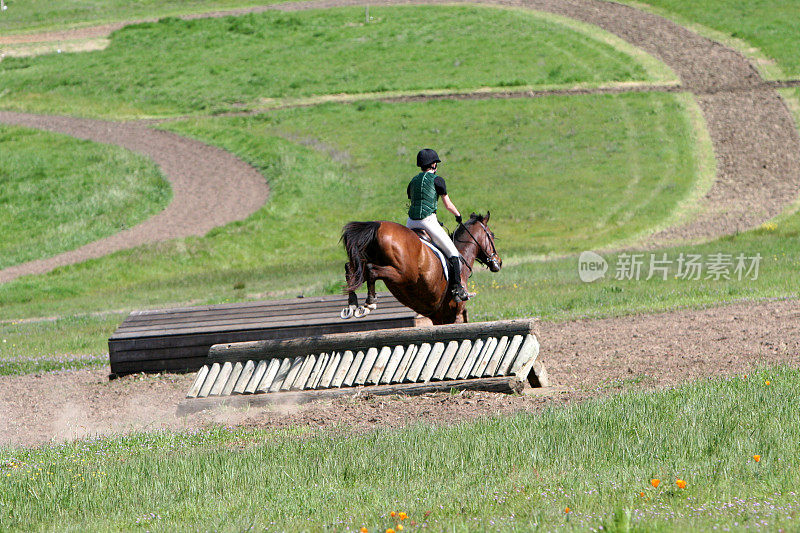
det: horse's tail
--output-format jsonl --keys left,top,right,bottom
{"left": 340, "top": 221, "right": 381, "bottom": 292}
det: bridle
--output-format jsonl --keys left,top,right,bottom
{"left": 455, "top": 219, "right": 500, "bottom": 272}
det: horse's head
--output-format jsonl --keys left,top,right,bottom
{"left": 460, "top": 211, "right": 502, "bottom": 272}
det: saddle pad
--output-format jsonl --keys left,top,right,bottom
{"left": 419, "top": 239, "right": 449, "bottom": 282}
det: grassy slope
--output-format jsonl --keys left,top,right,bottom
{"left": 1, "top": 367, "right": 797, "bottom": 531}
{"left": 0, "top": 125, "right": 171, "bottom": 270}
{"left": 0, "top": 6, "right": 669, "bottom": 118}
{"left": 626, "top": 0, "right": 800, "bottom": 78}
{"left": 0, "top": 0, "right": 286, "bottom": 34}
{"left": 0, "top": 94, "right": 698, "bottom": 321}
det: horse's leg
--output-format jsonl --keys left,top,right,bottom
{"left": 364, "top": 264, "right": 378, "bottom": 310}
{"left": 461, "top": 307, "right": 469, "bottom": 323}
{"left": 355, "top": 264, "right": 395, "bottom": 317}
{"left": 341, "top": 263, "right": 359, "bottom": 319}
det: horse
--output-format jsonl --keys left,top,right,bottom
{"left": 339, "top": 212, "right": 501, "bottom": 324}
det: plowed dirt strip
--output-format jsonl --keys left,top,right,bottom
{"left": 1, "top": 298, "right": 798, "bottom": 447}
{"left": 0, "top": 112, "right": 269, "bottom": 283}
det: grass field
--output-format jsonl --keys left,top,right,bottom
{"left": 4, "top": 90, "right": 797, "bottom": 373}
{"left": 0, "top": 125, "right": 170, "bottom": 270}
{"left": 0, "top": 93, "right": 700, "bottom": 321}
{"left": 629, "top": 0, "right": 800, "bottom": 78}
{"left": 0, "top": 6, "right": 673, "bottom": 118}
{"left": 1, "top": 366, "right": 797, "bottom": 531}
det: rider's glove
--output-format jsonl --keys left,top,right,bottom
{"left": 455, "top": 215, "right": 463, "bottom": 224}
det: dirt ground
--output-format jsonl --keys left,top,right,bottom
{"left": 2, "top": 297, "right": 798, "bottom": 447}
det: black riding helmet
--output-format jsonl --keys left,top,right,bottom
{"left": 416, "top": 148, "right": 441, "bottom": 169}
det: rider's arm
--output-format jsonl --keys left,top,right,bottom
{"left": 436, "top": 176, "right": 462, "bottom": 220}
{"left": 441, "top": 194, "right": 461, "bottom": 219}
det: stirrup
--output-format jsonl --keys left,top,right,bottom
{"left": 451, "top": 284, "right": 472, "bottom": 302}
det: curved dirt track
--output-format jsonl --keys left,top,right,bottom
{"left": 2, "top": 297, "right": 799, "bottom": 446}
{"left": 0, "top": 112, "right": 269, "bottom": 283}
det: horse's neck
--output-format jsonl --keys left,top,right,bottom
{"left": 455, "top": 231, "right": 478, "bottom": 267}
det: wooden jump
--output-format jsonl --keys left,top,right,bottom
{"left": 180, "top": 319, "right": 547, "bottom": 413}
{"left": 108, "top": 292, "right": 425, "bottom": 376}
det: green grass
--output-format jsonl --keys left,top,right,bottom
{"left": 0, "top": 0, "right": 287, "bottom": 34}
{"left": 0, "top": 5, "right": 671, "bottom": 118}
{"left": 464, "top": 224, "right": 798, "bottom": 323}
{"left": 626, "top": 0, "right": 800, "bottom": 78}
{"left": 2, "top": 366, "right": 798, "bottom": 531}
{"left": 0, "top": 125, "right": 171, "bottom": 269}
{"left": 0, "top": 315, "right": 119, "bottom": 375}
{"left": 0, "top": 93, "right": 699, "bottom": 321}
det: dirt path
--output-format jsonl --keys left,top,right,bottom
{"left": 2, "top": 297, "right": 798, "bottom": 447}
{"left": 0, "top": 112, "right": 269, "bottom": 283}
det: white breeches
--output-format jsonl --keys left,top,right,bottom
{"left": 406, "top": 214, "right": 460, "bottom": 258}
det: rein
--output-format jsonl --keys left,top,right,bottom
{"left": 455, "top": 219, "right": 499, "bottom": 272}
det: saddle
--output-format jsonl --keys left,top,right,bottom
{"left": 410, "top": 229, "right": 449, "bottom": 281}
{"left": 410, "top": 228, "right": 433, "bottom": 243}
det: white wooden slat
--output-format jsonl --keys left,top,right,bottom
{"left": 257, "top": 358, "right": 281, "bottom": 393}
{"left": 391, "top": 344, "right": 417, "bottom": 383}
{"left": 187, "top": 365, "right": 209, "bottom": 398}
{"left": 280, "top": 356, "right": 305, "bottom": 391}
{"left": 380, "top": 345, "right": 405, "bottom": 384}
{"left": 307, "top": 353, "right": 329, "bottom": 390}
{"left": 344, "top": 350, "right": 366, "bottom": 387}
{"left": 497, "top": 335, "right": 524, "bottom": 376}
{"left": 269, "top": 357, "right": 293, "bottom": 392}
{"left": 445, "top": 340, "right": 473, "bottom": 380}
{"left": 232, "top": 360, "right": 255, "bottom": 394}
{"left": 432, "top": 341, "right": 460, "bottom": 381}
{"left": 510, "top": 334, "right": 539, "bottom": 376}
{"left": 332, "top": 350, "right": 354, "bottom": 388}
{"left": 419, "top": 342, "right": 446, "bottom": 382}
{"left": 458, "top": 338, "right": 484, "bottom": 380}
{"left": 355, "top": 347, "right": 379, "bottom": 385}
{"left": 291, "top": 355, "right": 317, "bottom": 391}
{"left": 366, "top": 346, "right": 392, "bottom": 385}
{"left": 484, "top": 336, "right": 509, "bottom": 377}
{"left": 245, "top": 361, "right": 268, "bottom": 394}
{"left": 404, "top": 343, "right": 431, "bottom": 382}
{"left": 198, "top": 363, "right": 221, "bottom": 398}
{"left": 209, "top": 361, "right": 233, "bottom": 396}
{"left": 319, "top": 352, "right": 341, "bottom": 389}
{"left": 470, "top": 337, "right": 497, "bottom": 377}
{"left": 221, "top": 362, "right": 243, "bottom": 396}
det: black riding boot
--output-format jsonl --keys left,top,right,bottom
{"left": 447, "top": 256, "right": 470, "bottom": 302}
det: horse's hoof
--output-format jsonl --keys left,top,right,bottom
{"left": 354, "top": 306, "right": 371, "bottom": 318}
{"left": 340, "top": 305, "right": 356, "bottom": 319}
{"left": 366, "top": 303, "right": 377, "bottom": 310}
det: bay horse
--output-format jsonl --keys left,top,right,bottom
{"left": 340, "top": 212, "right": 501, "bottom": 324}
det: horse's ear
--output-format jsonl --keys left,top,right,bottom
{"left": 470, "top": 212, "right": 477, "bottom": 220}
{"left": 485, "top": 210, "right": 491, "bottom": 222}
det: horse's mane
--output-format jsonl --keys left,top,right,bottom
{"left": 453, "top": 212, "right": 486, "bottom": 239}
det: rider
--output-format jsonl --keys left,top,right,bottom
{"left": 406, "top": 148, "right": 471, "bottom": 302}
